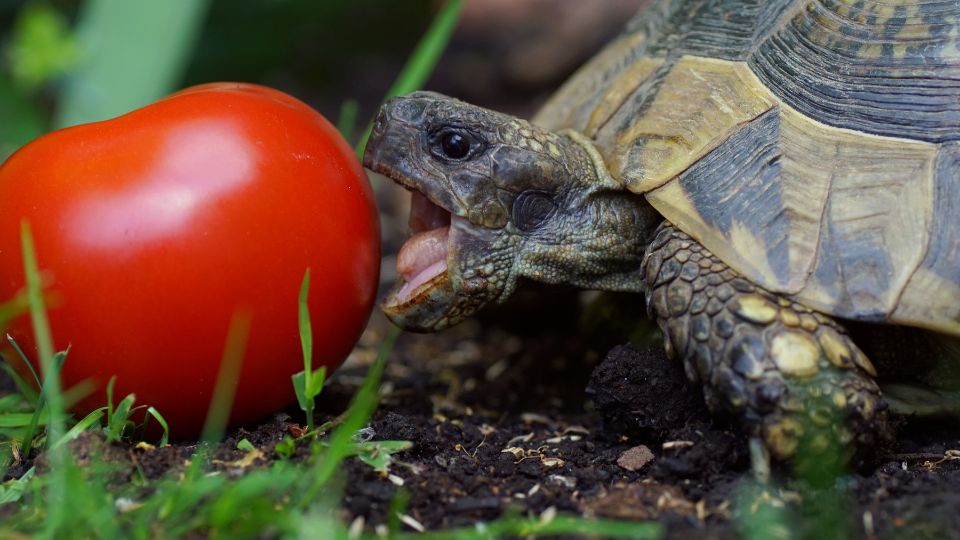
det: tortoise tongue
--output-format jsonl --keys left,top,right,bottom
{"left": 395, "top": 227, "right": 449, "bottom": 302}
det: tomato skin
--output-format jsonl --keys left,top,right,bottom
{"left": 0, "top": 83, "right": 380, "bottom": 437}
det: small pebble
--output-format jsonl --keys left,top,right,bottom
{"left": 617, "top": 444, "right": 655, "bottom": 471}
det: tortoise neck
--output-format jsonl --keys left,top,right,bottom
{"left": 558, "top": 129, "right": 621, "bottom": 190}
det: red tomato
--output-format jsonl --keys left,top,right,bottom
{"left": 0, "top": 83, "right": 380, "bottom": 437}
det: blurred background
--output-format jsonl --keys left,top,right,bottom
{"left": 0, "top": 0, "right": 645, "bottom": 287}
{"left": 0, "top": 0, "right": 645, "bottom": 154}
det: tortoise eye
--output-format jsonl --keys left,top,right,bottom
{"left": 513, "top": 191, "right": 557, "bottom": 232}
{"left": 440, "top": 131, "right": 471, "bottom": 159}
{"left": 430, "top": 128, "right": 482, "bottom": 162}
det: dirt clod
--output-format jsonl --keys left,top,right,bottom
{"left": 617, "top": 444, "right": 655, "bottom": 471}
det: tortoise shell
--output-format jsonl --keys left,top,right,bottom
{"left": 532, "top": 0, "right": 960, "bottom": 337}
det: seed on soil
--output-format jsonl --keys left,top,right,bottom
{"left": 548, "top": 474, "right": 577, "bottom": 488}
{"left": 115, "top": 497, "right": 142, "bottom": 513}
{"left": 485, "top": 358, "right": 509, "bottom": 380}
{"left": 212, "top": 449, "right": 266, "bottom": 469}
{"left": 347, "top": 516, "right": 364, "bottom": 540}
{"left": 521, "top": 413, "right": 553, "bottom": 424}
{"left": 662, "top": 440, "right": 694, "bottom": 450}
{"left": 502, "top": 446, "right": 525, "bottom": 460}
{"left": 399, "top": 514, "right": 425, "bottom": 533}
{"left": 539, "top": 506, "right": 557, "bottom": 524}
{"left": 617, "top": 444, "right": 655, "bottom": 471}
{"left": 541, "top": 456, "right": 565, "bottom": 468}
{"left": 506, "top": 432, "right": 535, "bottom": 446}
{"left": 562, "top": 425, "right": 590, "bottom": 436}
{"left": 545, "top": 434, "right": 582, "bottom": 443}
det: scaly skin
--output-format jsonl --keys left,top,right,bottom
{"left": 365, "top": 92, "right": 659, "bottom": 331}
{"left": 363, "top": 92, "right": 893, "bottom": 464}
{"left": 642, "top": 222, "right": 889, "bottom": 461}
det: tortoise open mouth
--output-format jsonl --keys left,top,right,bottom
{"left": 385, "top": 189, "right": 453, "bottom": 310}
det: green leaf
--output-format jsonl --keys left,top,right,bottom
{"left": 306, "top": 366, "right": 326, "bottom": 398}
{"left": 351, "top": 440, "right": 413, "bottom": 473}
{"left": 296, "top": 268, "right": 319, "bottom": 431}
{"left": 0, "top": 290, "right": 27, "bottom": 329}
{"left": 356, "top": 440, "right": 413, "bottom": 453}
{"left": 0, "top": 394, "right": 23, "bottom": 411}
{"left": 54, "top": 0, "right": 212, "bottom": 128}
{"left": 8, "top": 3, "right": 81, "bottom": 89}
{"left": 106, "top": 393, "right": 137, "bottom": 442}
{"left": 16, "top": 335, "right": 69, "bottom": 457}
{"left": 145, "top": 406, "right": 170, "bottom": 447}
{"left": 50, "top": 408, "right": 105, "bottom": 450}
{"left": 0, "top": 466, "right": 34, "bottom": 505}
{"left": 236, "top": 438, "right": 255, "bottom": 452}
{"left": 0, "top": 359, "right": 38, "bottom": 406}
{"left": 105, "top": 376, "right": 116, "bottom": 427}
{"left": 274, "top": 436, "right": 296, "bottom": 459}
{"left": 5, "top": 334, "right": 41, "bottom": 390}
{"left": 298, "top": 268, "right": 313, "bottom": 375}
{"left": 291, "top": 370, "right": 308, "bottom": 411}
{"left": 292, "top": 365, "right": 327, "bottom": 408}
{"left": 0, "top": 411, "right": 47, "bottom": 427}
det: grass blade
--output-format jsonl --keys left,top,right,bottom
{"left": 145, "top": 406, "right": 170, "bottom": 447}
{"left": 337, "top": 99, "right": 359, "bottom": 144}
{"left": 201, "top": 309, "right": 252, "bottom": 443}
{"left": 21, "top": 220, "right": 74, "bottom": 536}
{"left": 299, "top": 269, "right": 313, "bottom": 375}
{"left": 6, "top": 334, "right": 42, "bottom": 390}
{"left": 0, "top": 467, "right": 34, "bottom": 505}
{"left": 0, "top": 291, "right": 27, "bottom": 329}
{"left": 0, "top": 412, "right": 47, "bottom": 427}
{"left": 106, "top": 394, "right": 137, "bottom": 442}
{"left": 298, "top": 326, "right": 400, "bottom": 507}
{"left": 20, "top": 222, "right": 63, "bottom": 447}
{"left": 355, "top": 0, "right": 465, "bottom": 157}
{"left": 105, "top": 376, "right": 116, "bottom": 428}
{"left": 50, "top": 409, "right": 104, "bottom": 450}
{"left": 0, "top": 361, "right": 38, "bottom": 406}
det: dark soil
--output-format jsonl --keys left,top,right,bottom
{"left": 24, "top": 304, "right": 957, "bottom": 539}
{"left": 1, "top": 239, "right": 957, "bottom": 540}
{"left": 328, "top": 310, "right": 960, "bottom": 540}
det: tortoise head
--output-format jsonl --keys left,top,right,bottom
{"left": 364, "top": 91, "right": 659, "bottom": 332}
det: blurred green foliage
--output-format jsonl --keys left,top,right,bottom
{"left": 8, "top": 3, "right": 78, "bottom": 89}
{"left": 54, "top": 0, "right": 210, "bottom": 128}
{"left": 0, "top": 0, "right": 436, "bottom": 160}
{"left": 0, "top": 74, "right": 43, "bottom": 158}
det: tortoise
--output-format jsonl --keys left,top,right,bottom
{"left": 363, "top": 0, "right": 960, "bottom": 464}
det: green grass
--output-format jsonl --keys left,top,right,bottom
{"left": 291, "top": 269, "right": 326, "bottom": 432}
{"left": 0, "top": 1, "right": 667, "bottom": 538}
{"left": 0, "top": 281, "right": 662, "bottom": 538}
{"left": 200, "top": 310, "right": 252, "bottom": 443}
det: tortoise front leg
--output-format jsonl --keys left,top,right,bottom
{"left": 641, "top": 223, "right": 889, "bottom": 465}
